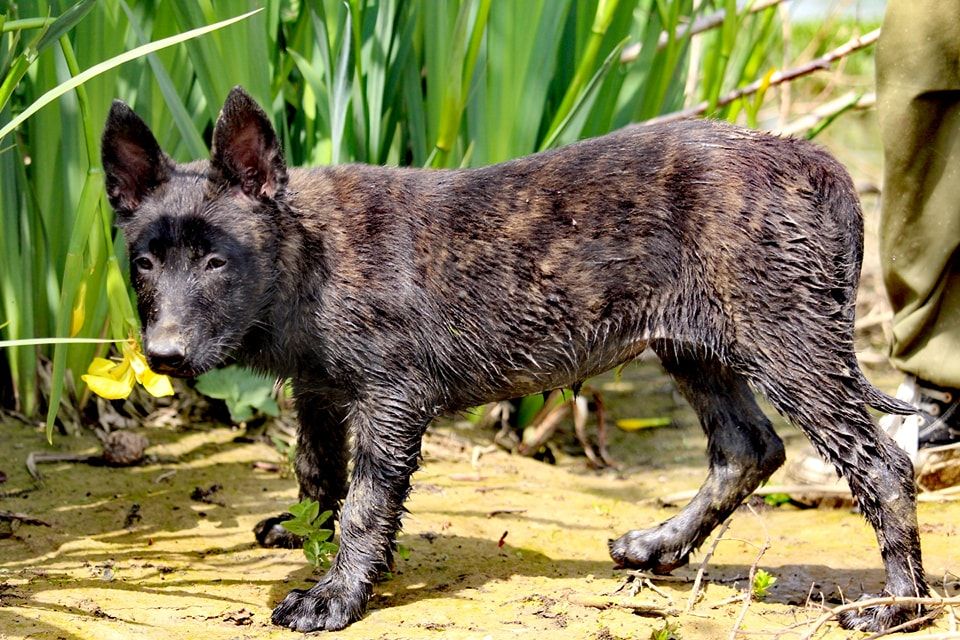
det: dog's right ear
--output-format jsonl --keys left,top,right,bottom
{"left": 101, "top": 101, "right": 172, "bottom": 216}
{"left": 209, "top": 86, "right": 287, "bottom": 200}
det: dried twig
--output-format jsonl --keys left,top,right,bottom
{"left": 626, "top": 571, "right": 695, "bottom": 584}
{"left": 687, "top": 518, "right": 732, "bottom": 611}
{"left": 729, "top": 505, "right": 771, "bottom": 639}
{"left": 592, "top": 389, "right": 617, "bottom": 468}
{"left": 646, "top": 28, "right": 880, "bottom": 126}
{"left": 707, "top": 593, "right": 747, "bottom": 610}
{"left": 776, "top": 91, "right": 876, "bottom": 137}
{"left": 0, "top": 487, "right": 34, "bottom": 498}
{"left": 568, "top": 593, "right": 679, "bottom": 617}
{"left": 487, "top": 508, "right": 526, "bottom": 518}
{"left": 572, "top": 394, "right": 602, "bottom": 468}
{"left": 517, "top": 402, "right": 569, "bottom": 456}
{"left": 571, "top": 388, "right": 619, "bottom": 469}
{"left": 25, "top": 432, "right": 149, "bottom": 481}
{"left": 26, "top": 451, "right": 97, "bottom": 481}
{"left": 642, "top": 578, "right": 675, "bottom": 603}
{"left": 0, "top": 510, "right": 52, "bottom": 527}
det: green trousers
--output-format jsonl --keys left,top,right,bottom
{"left": 876, "top": 0, "right": 960, "bottom": 388}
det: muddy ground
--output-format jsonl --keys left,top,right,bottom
{"left": 1, "top": 357, "right": 958, "bottom": 640}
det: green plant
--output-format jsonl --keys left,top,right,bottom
{"left": 650, "top": 621, "right": 681, "bottom": 640}
{"left": 193, "top": 365, "right": 280, "bottom": 423}
{"left": 0, "top": 1, "right": 259, "bottom": 438}
{"left": 280, "top": 498, "right": 338, "bottom": 570}
{"left": 271, "top": 435, "right": 296, "bottom": 478}
{"left": 763, "top": 492, "right": 792, "bottom": 507}
{"left": 751, "top": 569, "right": 777, "bottom": 600}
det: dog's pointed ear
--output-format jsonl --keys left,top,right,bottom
{"left": 209, "top": 86, "right": 287, "bottom": 200}
{"left": 101, "top": 100, "right": 173, "bottom": 216}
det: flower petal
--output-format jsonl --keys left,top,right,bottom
{"left": 139, "top": 368, "right": 174, "bottom": 397}
{"left": 86, "top": 357, "right": 118, "bottom": 377}
{"left": 82, "top": 361, "right": 136, "bottom": 400}
{"left": 128, "top": 347, "right": 148, "bottom": 379}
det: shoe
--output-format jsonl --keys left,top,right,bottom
{"left": 880, "top": 375, "right": 960, "bottom": 462}
{"left": 915, "top": 380, "right": 960, "bottom": 446}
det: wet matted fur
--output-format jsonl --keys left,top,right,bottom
{"left": 101, "top": 87, "right": 928, "bottom": 633}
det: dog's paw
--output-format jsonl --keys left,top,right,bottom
{"left": 837, "top": 598, "right": 927, "bottom": 632}
{"left": 608, "top": 529, "right": 690, "bottom": 574}
{"left": 271, "top": 577, "right": 369, "bottom": 632}
{"left": 254, "top": 513, "right": 303, "bottom": 549}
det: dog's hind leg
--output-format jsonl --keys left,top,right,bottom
{"left": 609, "top": 344, "right": 785, "bottom": 572}
{"left": 255, "top": 389, "right": 349, "bottom": 548}
{"left": 745, "top": 355, "right": 929, "bottom": 632}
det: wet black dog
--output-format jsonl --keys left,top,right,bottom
{"left": 101, "top": 87, "right": 928, "bottom": 633}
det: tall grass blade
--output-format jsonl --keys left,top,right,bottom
{"left": 118, "top": 1, "right": 208, "bottom": 159}
{"left": 328, "top": 6, "right": 352, "bottom": 165}
{"left": 34, "top": 0, "right": 97, "bottom": 53}
{"left": 540, "top": 36, "right": 630, "bottom": 150}
{"left": 0, "top": 9, "right": 261, "bottom": 144}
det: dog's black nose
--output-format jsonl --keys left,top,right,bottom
{"left": 146, "top": 340, "right": 187, "bottom": 373}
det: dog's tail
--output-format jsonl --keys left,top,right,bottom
{"left": 814, "top": 157, "right": 917, "bottom": 418}
{"left": 854, "top": 370, "right": 916, "bottom": 415}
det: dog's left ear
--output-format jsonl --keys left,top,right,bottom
{"left": 210, "top": 86, "right": 287, "bottom": 200}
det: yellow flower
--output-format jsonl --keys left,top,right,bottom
{"left": 81, "top": 340, "right": 174, "bottom": 400}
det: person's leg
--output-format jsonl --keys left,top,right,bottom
{"left": 877, "top": 0, "right": 960, "bottom": 447}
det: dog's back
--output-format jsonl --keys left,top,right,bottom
{"left": 275, "top": 120, "right": 874, "bottom": 413}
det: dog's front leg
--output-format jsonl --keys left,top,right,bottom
{"left": 271, "top": 400, "right": 428, "bottom": 632}
{"left": 255, "top": 389, "right": 350, "bottom": 548}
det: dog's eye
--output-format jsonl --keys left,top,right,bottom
{"left": 135, "top": 256, "right": 154, "bottom": 271}
{"left": 206, "top": 256, "right": 227, "bottom": 271}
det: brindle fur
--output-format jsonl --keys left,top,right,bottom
{"left": 101, "top": 87, "right": 928, "bottom": 633}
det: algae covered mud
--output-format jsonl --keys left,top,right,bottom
{"left": 1, "top": 364, "right": 957, "bottom": 640}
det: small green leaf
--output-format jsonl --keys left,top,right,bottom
{"left": 304, "top": 538, "right": 321, "bottom": 565}
{"left": 650, "top": 621, "right": 681, "bottom": 640}
{"left": 287, "top": 498, "right": 317, "bottom": 520}
{"left": 284, "top": 500, "right": 338, "bottom": 569}
{"left": 194, "top": 365, "right": 280, "bottom": 423}
{"left": 312, "top": 528, "right": 332, "bottom": 543}
{"left": 280, "top": 520, "right": 313, "bottom": 536}
{"left": 752, "top": 569, "right": 777, "bottom": 600}
{"left": 304, "top": 501, "right": 320, "bottom": 524}
{"left": 763, "top": 493, "right": 792, "bottom": 507}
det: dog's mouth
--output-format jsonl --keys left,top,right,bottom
{"left": 143, "top": 332, "right": 228, "bottom": 379}
{"left": 145, "top": 347, "right": 214, "bottom": 378}
{"left": 148, "top": 359, "right": 204, "bottom": 379}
